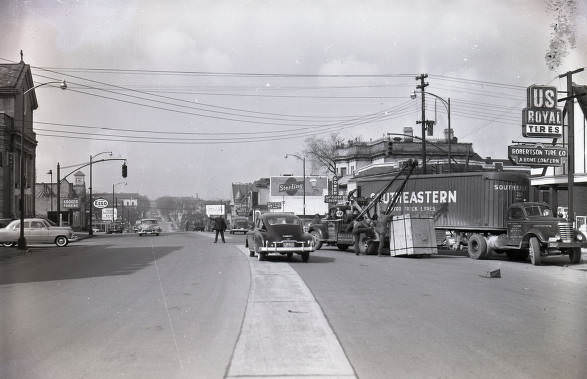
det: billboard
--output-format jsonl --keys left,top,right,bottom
{"left": 508, "top": 144, "right": 567, "bottom": 167}
{"left": 101, "top": 208, "right": 118, "bottom": 221}
{"left": 270, "top": 176, "right": 328, "bottom": 197}
{"left": 206, "top": 204, "right": 225, "bottom": 216}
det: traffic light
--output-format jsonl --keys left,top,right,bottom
{"left": 426, "top": 120, "right": 435, "bottom": 136}
{"left": 385, "top": 140, "right": 393, "bottom": 156}
{"left": 122, "top": 163, "right": 127, "bottom": 178}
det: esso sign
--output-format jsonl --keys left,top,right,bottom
{"left": 93, "top": 198, "right": 108, "bottom": 209}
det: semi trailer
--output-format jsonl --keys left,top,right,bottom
{"left": 353, "top": 169, "right": 585, "bottom": 265}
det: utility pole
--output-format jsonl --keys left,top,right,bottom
{"left": 558, "top": 67, "right": 584, "bottom": 224}
{"left": 47, "top": 170, "right": 53, "bottom": 212}
{"left": 416, "top": 74, "right": 429, "bottom": 173}
{"left": 56, "top": 162, "right": 61, "bottom": 225}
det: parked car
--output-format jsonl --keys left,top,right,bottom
{"left": 0, "top": 218, "right": 75, "bottom": 247}
{"left": 245, "top": 212, "right": 314, "bottom": 262}
{"left": 0, "top": 218, "right": 14, "bottom": 229}
{"left": 137, "top": 219, "right": 162, "bottom": 236}
{"left": 229, "top": 217, "right": 250, "bottom": 234}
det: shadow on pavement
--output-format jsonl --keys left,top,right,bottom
{"left": 0, "top": 244, "right": 180, "bottom": 285}
{"left": 261, "top": 254, "right": 336, "bottom": 264}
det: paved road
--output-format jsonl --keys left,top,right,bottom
{"left": 0, "top": 232, "right": 249, "bottom": 379}
{"left": 292, "top": 247, "right": 587, "bottom": 379}
{"left": 1, "top": 232, "right": 586, "bottom": 379}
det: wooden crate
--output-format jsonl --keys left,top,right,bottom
{"left": 389, "top": 214, "right": 438, "bottom": 256}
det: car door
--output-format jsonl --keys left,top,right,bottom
{"left": 27, "top": 221, "right": 48, "bottom": 243}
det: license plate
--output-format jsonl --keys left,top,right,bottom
{"left": 283, "top": 242, "right": 295, "bottom": 247}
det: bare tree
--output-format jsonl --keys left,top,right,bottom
{"left": 544, "top": 0, "right": 577, "bottom": 71}
{"left": 303, "top": 134, "right": 343, "bottom": 177}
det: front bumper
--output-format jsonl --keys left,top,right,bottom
{"left": 547, "top": 241, "right": 587, "bottom": 248}
{"left": 140, "top": 230, "right": 160, "bottom": 234}
{"left": 260, "top": 245, "right": 314, "bottom": 253}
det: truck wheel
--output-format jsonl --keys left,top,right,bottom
{"left": 467, "top": 234, "right": 488, "bottom": 260}
{"left": 569, "top": 247, "right": 582, "bottom": 264}
{"left": 310, "top": 231, "right": 323, "bottom": 250}
{"left": 337, "top": 244, "right": 349, "bottom": 251}
{"left": 301, "top": 252, "right": 310, "bottom": 262}
{"left": 528, "top": 237, "right": 542, "bottom": 265}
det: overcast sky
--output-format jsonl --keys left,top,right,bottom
{"left": 1, "top": 0, "right": 585, "bottom": 199}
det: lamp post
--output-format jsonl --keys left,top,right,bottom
{"left": 89, "top": 152, "right": 112, "bottom": 236}
{"left": 46, "top": 170, "right": 53, "bottom": 212}
{"left": 112, "top": 182, "right": 126, "bottom": 231}
{"left": 18, "top": 80, "right": 66, "bottom": 250}
{"left": 285, "top": 153, "right": 306, "bottom": 216}
{"left": 411, "top": 90, "right": 452, "bottom": 173}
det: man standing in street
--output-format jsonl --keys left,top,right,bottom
{"left": 213, "top": 216, "right": 227, "bottom": 243}
{"left": 352, "top": 216, "right": 372, "bottom": 255}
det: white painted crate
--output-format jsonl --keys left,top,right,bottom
{"left": 389, "top": 214, "right": 438, "bottom": 256}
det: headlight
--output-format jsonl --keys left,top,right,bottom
{"left": 577, "top": 233, "right": 584, "bottom": 241}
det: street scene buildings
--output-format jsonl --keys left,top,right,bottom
{"left": 0, "top": 1, "right": 586, "bottom": 379}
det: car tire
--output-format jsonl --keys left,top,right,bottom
{"left": 569, "top": 247, "right": 582, "bottom": 264}
{"left": 255, "top": 244, "right": 265, "bottom": 261}
{"left": 55, "top": 236, "right": 69, "bottom": 247}
{"left": 529, "top": 237, "right": 542, "bottom": 266}
{"left": 310, "top": 231, "right": 323, "bottom": 250}
{"left": 467, "top": 234, "right": 488, "bottom": 260}
{"left": 301, "top": 252, "right": 310, "bottom": 262}
{"left": 2, "top": 242, "right": 15, "bottom": 247}
{"left": 336, "top": 244, "right": 349, "bottom": 251}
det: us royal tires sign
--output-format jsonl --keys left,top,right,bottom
{"left": 521, "top": 85, "right": 563, "bottom": 138}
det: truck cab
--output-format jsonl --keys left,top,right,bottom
{"left": 307, "top": 205, "right": 355, "bottom": 250}
{"left": 477, "top": 202, "right": 586, "bottom": 265}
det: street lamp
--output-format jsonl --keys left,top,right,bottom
{"left": 18, "top": 80, "right": 66, "bottom": 250}
{"left": 285, "top": 153, "right": 306, "bottom": 216}
{"left": 112, "top": 181, "right": 126, "bottom": 231}
{"left": 411, "top": 90, "right": 452, "bottom": 173}
{"left": 89, "top": 151, "right": 113, "bottom": 236}
{"left": 46, "top": 170, "right": 53, "bottom": 212}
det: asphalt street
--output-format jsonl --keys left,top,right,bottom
{"left": 1, "top": 232, "right": 586, "bottom": 379}
{"left": 0, "top": 232, "right": 250, "bottom": 379}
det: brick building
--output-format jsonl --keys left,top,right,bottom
{"left": 0, "top": 60, "right": 38, "bottom": 219}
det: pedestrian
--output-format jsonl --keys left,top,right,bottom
{"left": 375, "top": 213, "right": 391, "bottom": 256}
{"left": 352, "top": 216, "right": 372, "bottom": 255}
{"left": 213, "top": 216, "right": 227, "bottom": 243}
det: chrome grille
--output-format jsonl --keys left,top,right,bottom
{"left": 558, "top": 222, "right": 573, "bottom": 243}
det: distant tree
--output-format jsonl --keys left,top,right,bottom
{"left": 303, "top": 134, "right": 343, "bottom": 177}
{"left": 544, "top": 0, "right": 577, "bottom": 71}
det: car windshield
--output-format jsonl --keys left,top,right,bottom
{"left": 141, "top": 219, "right": 158, "bottom": 225}
{"left": 265, "top": 215, "right": 299, "bottom": 225}
{"left": 524, "top": 205, "right": 552, "bottom": 217}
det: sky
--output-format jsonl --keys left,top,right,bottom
{"left": 0, "top": 0, "right": 585, "bottom": 199}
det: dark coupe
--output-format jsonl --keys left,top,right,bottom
{"left": 245, "top": 212, "right": 315, "bottom": 262}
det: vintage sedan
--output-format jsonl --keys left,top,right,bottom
{"left": 137, "top": 218, "right": 162, "bottom": 236}
{"left": 245, "top": 212, "right": 315, "bottom": 262}
{"left": 0, "top": 218, "right": 75, "bottom": 247}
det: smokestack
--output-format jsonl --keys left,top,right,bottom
{"left": 403, "top": 127, "right": 413, "bottom": 142}
{"left": 444, "top": 128, "right": 455, "bottom": 142}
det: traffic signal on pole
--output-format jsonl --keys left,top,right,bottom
{"left": 122, "top": 163, "right": 127, "bottom": 178}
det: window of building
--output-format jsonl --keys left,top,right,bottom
{"left": 350, "top": 165, "right": 355, "bottom": 174}
{"left": 340, "top": 167, "right": 347, "bottom": 177}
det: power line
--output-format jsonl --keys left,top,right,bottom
{"left": 35, "top": 108, "right": 420, "bottom": 144}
